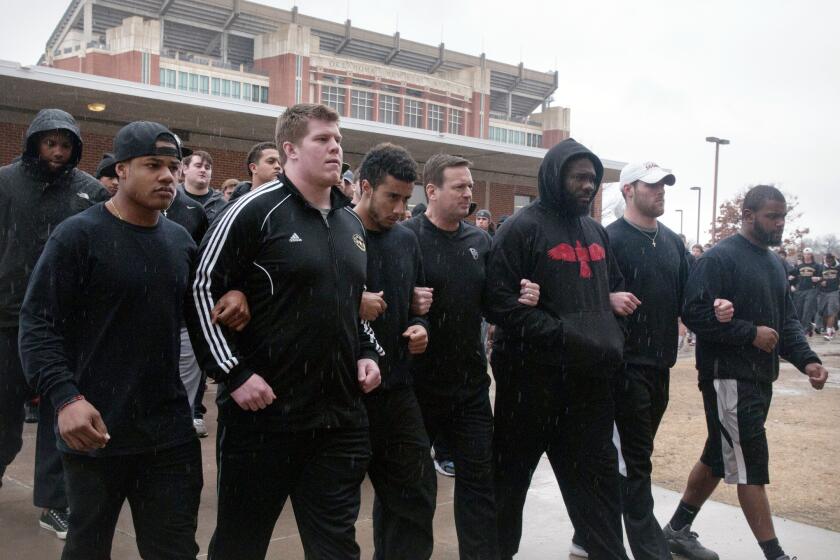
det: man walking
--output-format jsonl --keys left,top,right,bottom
{"left": 353, "top": 142, "right": 437, "bottom": 559}
{"left": 180, "top": 150, "right": 226, "bottom": 221}
{"left": 664, "top": 185, "right": 828, "bottom": 560}
{"left": 791, "top": 247, "right": 822, "bottom": 335}
{"left": 187, "top": 104, "right": 381, "bottom": 560}
{"left": 818, "top": 253, "right": 839, "bottom": 340}
{"left": 0, "top": 108, "right": 106, "bottom": 538}
{"left": 484, "top": 138, "right": 629, "bottom": 560}
{"left": 403, "top": 153, "right": 538, "bottom": 559}
{"left": 19, "top": 121, "right": 203, "bottom": 559}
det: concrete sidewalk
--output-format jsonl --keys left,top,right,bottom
{"left": 2, "top": 406, "right": 838, "bottom": 559}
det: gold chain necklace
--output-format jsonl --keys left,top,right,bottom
{"left": 107, "top": 199, "right": 124, "bottom": 221}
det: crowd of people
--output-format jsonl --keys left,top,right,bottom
{"left": 0, "top": 104, "right": 831, "bottom": 560}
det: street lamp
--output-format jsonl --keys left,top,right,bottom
{"left": 690, "top": 186, "right": 702, "bottom": 244}
{"left": 675, "top": 209, "right": 684, "bottom": 236}
{"left": 706, "top": 136, "right": 730, "bottom": 243}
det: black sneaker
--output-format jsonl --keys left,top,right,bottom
{"left": 39, "top": 508, "right": 68, "bottom": 540}
{"left": 24, "top": 402, "right": 39, "bottom": 423}
{"left": 662, "top": 523, "right": 718, "bottom": 560}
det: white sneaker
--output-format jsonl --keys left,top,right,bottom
{"left": 193, "top": 418, "right": 208, "bottom": 438}
{"left": 569, "top": 541, "right": 589, "bottom": 558}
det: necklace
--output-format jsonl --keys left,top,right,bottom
{"left": 107, "top": 199, "right": 124, "bottom": 221}
{"left": 626, "top": 219, "right": 659, "bottom": 247}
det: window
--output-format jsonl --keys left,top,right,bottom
{"left": 352, "top": 78, "right": 373, "bottom": 88}
{"left": 448, "top": 109, "right": 463, "bottom": 135}
{"left": 199, "top": 76, "right": 209, "bottom": 94}
{"left": 405, "top": 99, "right": 423, "bottom": 128}
{"left": 406, "top": 88, "right": 423, "bottom": 97}
{"left": 322, "top": 74, "right": 342, "bottom": 83}
{"left": 427, "top": 104, "right": 444, "bottom": 132}
{"left": 231, "top": 81, "right": 240, "bottom": 99}
{"left": 379, "top": 95, "right": 400, "bottom": 124}
{"left": 189, "top": 73, "right": 199, "bottom": 92}
{"left": 514, "top": 194, "right": 534, "bottom": 213}
{"left": 178, "top": 71, "right": 189, "bottom": 90}
{"left": 260, "top": 86, "right": 268, "bottom": 104}
{"left": 381, "top": 84, "right": 400, "bottom": 94}
{"left": 350, "top": 90, "right": 374, "bottom": 120}
{"left": 221, "top": 79, "right": 230, "bottom": 97}
{"left": 321, "top": 85, "right": 346, "bottom": 114}
{"left": 242, "top": 83, "right": 252, "bottom": 101}
{"left": 211, "top": 78, "right": 220, "bottom": 96}
{"left": 251, "top": 84, "right": 261, "bottom": 102}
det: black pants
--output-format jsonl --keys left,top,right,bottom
{"left": 415, "top": 383, "right": 498, "bottom": 560}
{"left": 0, "top": 327, "right": 66, "bottom": 509}
{"left": 613, "top": 364, "right": 671, "bottom": 560}
{"left": 210, "top": 426, "right": 371, "bottom": 560}
{"left": 61, "top": 439, "right": 202, "bottom": 560}
{"left": 366, "top": 386, "right": 436, "bottom": 560}
{"left": 492, "top": 352, "right": 627, "bottom": 560}
{"left": 193, "top": 371, "right": 207, "bottom": 419}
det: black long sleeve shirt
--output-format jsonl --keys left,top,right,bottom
{"left": 365, "top": 224, "right": 429, "bottom": 391}
{"left": 794, "top": 261, "right": 823, "bottom": 291}
{"left": 606, "top": 218, "right": 689, "bottom": 369}
{"left": 682, "top": 233, "right": 820, "bottom": 383}
{"left": 18, "top": 204, "right": 197, "bottom": 456}
{"left": 402, "top": 214, "right": 491, "bottom": 397}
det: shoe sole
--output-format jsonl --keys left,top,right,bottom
{"left": 39, "top": 520, "right": 67, "bottom": 540}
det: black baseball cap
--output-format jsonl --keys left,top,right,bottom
{"left": 95, "top": 152, "right": 117, "bottom": 179}
{"left": 112, "top": 121, "right": 182, "bottom": 163}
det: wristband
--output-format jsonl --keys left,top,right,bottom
{"left": 57, "top": 394, "right": 85, "bottom": 414}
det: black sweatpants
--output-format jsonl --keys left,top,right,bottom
{"left": 492, "top": 352, "right": 627, "bottom": 560}
{"left": 61, "top": 439, "right": 202, "bottom": 560}
{"left": 415, "top": 383, "right": 498, "bottom": 560}
{"left": 209, "top": 426, "right": 371, "bottom": 560}
{"left": 0, "top": 327, "right": 66, "bottom": 509}
{"left": 366, "top": 386, "right": 436, "bottom": 560}
{"left": 613, "top": 364, "right": 671, "bottom": 560}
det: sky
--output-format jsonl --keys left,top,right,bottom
{"left": 2, "top": 0, "right": 838, "bottom": 242}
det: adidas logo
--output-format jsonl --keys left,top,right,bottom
{"left": 289, "top": 233, "right": 303, "bottom": 243}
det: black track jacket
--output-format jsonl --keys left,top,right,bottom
{"left": 186, "top": 175, "right": 382, "bottom": 431}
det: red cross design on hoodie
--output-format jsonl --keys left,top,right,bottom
{"left": 547, "top": 241, "right": 606, "bottom": 278}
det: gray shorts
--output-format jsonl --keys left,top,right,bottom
{"left": 818, "top": 291, "right": 840, "bottom": 317}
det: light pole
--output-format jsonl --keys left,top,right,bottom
{"left": 675, "top": 209, "right": 684, "bottom": 236}
{"left": 690, "top": 186, "right": 702, "bottom": 244}
{"left": 706, "top": 136, "right": 730, "bottom": 243}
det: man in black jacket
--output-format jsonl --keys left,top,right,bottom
{"left": 179, "top": 150, "right": 226, "bottom": 222}
{"left": 484, "top": 138, "right": 629, "bottom": 560}
{"left": 187, "top": 103, "right": 381, "bottom": 560}
{"left": 353, "top": 142, "right": 437, "bottom": 559}
{"left": 0, "top": 108, "right": 107, "bottom": 538}
{"left": 403, "top": 154, "right": 539, "bottom": 559}
{"left": 19, "top": 121, "right": 202, "bottom": 559}
{"left": 666, "top": 185, "right": 828, "bottom": 560}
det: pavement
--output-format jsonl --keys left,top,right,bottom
{"left": 3, "top": 360, "right": 840, "bottom": 559}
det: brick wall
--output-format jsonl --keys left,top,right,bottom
{"left": 0, "top": 121, "right": 250, "bottom": 189}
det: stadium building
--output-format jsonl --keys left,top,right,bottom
{"left": 0, "top": 0, "right": 623, "bottom": 217}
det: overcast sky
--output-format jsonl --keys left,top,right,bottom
{"left": 3, "top": 0, "right": 838, "bottom": 242}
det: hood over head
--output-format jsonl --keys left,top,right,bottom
{"left": 23, "top": 108, "right": 83, "bottom": 167}
{"left": 537, "top": 138, "right": 604, "bottom": 216}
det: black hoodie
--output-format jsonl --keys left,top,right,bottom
{"left": 0, "top": 109, "right": 108, "bottom": 328}
{"left": 484, "top": 139, "right": 625, "bottom": 373}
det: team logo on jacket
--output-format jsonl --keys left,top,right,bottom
{"left": 469, "top": 247, "right": 479, "bottom": 260}
{"left": 547, "top": 241, "right": 606, "bottom": 279}
{"left": 353, "top": 233, "right": 366, "bottom": 252}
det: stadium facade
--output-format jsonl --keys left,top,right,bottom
{"left": 1, "top": 0, "right": 623, "bottom": 217}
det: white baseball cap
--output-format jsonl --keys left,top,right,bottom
{"left": 803, "top": 247, "right": 813, "bottom": 254}
{"left": 619, "top": 161, "right": 676, "bottom": 187}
